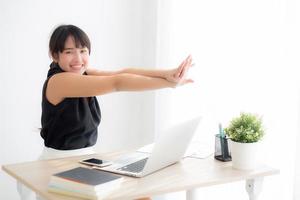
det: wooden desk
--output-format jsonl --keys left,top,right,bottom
{"left": 2, "top": 152, "right": 279, "bottom": 200}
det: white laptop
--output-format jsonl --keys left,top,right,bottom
{"left": 94, "top": 117, "right": 201, "bottom": 177}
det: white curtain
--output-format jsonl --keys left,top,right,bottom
{"left": 295, "top": 91, "right": 300, "bottom": 199}
{"left": 154, "top": 0, "right": 300, "bottom": 199}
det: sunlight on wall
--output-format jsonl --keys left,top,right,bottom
{"left": 155, "top": 0, "right": 300, "bottom": 199}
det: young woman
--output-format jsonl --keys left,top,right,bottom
{"left": 18, "top": 24, "right": 193, "bottom": 200}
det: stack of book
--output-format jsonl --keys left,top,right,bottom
{"left": 48, "top": 167, "right": 123, "bottom": 200}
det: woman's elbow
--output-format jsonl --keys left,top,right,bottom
{"left": 114, "top": 73, "right": 126, "bottom": 91}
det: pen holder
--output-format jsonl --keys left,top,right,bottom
{"left": 214, "top": 134, "right": 232, "bottom": 162}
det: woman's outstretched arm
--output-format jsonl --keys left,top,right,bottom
{"left": 86, "top": 55, "right": 193, "bottom": 83}
{"left": 46, "top": 72, "right": 193, "bottom": 105}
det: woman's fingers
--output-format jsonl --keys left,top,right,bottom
{"left": 176, "top": 78, "right": 194, "bottom": 87}
{"left": 170, "top": 55, "right": 194, "bottom": 83}
{"left": 177, "top": 55, "right": 190, "bottom": 77}
{"left": 179, "top": 56, "right": 193, "bottom": 78}
{"left": 185, "top": 79, "right": 194, "bottom": 83}
{"left": 176, "top": 60, "right": 186, "bottom": 78}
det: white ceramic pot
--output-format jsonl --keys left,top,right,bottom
{"left": 229, "top": 140, "right": 261, "bottom": 170}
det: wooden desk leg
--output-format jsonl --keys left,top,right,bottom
{"left": 246, "top": 177, "right": 264, "bottom": 200}
{"left": 186, "top": 189, "right": 198, "bottom": 200}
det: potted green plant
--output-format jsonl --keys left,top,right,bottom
{"left": 225, "top": 112, "right": 265, "bottom": 170}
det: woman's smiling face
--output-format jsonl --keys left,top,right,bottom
{"left": 55, "top": 36, "right": 90, "bottom": 74}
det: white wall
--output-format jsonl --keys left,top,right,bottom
{"left": 154, "top": 0, "right": 300, "bottom": 199}
{"left": 0, "top": 0, "right": 159, "bottom": 199}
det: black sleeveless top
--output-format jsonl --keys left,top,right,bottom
{"left": 40, "top": 62, "right": 101, "bottom": 150}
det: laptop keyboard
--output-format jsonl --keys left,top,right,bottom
{"left": 118, "top": 158, "right": 149, "bottom": 173}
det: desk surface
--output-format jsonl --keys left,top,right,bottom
{"left": 2, "top": 152, "right": 279, "bottom": 200}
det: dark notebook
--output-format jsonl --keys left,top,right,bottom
{"left": 54, "top": 167, "right": 122, "bottom": 186}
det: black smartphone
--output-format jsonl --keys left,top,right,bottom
{"left": 79, "top": 158, "right": 112, "bottom": 167}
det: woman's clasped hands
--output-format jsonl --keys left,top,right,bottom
{"left": 165, "top": 55, "right": 194, "bottom": 87}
